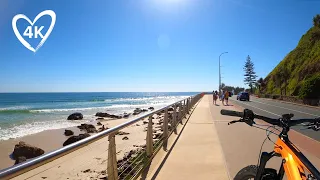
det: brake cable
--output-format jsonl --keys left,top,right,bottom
{"left": 253, "top": 125, "right": 280, "bottom": 167}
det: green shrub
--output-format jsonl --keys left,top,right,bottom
{"left": 298, "top": 74, "right": 320, "bottom": 99}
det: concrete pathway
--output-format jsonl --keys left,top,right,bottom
{"left": 150, "top": 95, "right": 230, "bottom": 180}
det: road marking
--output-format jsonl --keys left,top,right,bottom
{"left": 231, "top": 99, "right": 309, "bottom": 125}
{"left": 251, "top": 99, "right": 319, "bottom": 117}
{"left": 232, "top": 99, "right": 281, "bottom": 117}
{"left": 230, "top": 99, "right": 320, "bottom": 149}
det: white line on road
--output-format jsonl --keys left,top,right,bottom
{"left": 231, "top": 100, "right": 309, "bottom": 125}
{"left": 230, "top": 99, "right": 320, "bottom": 143}
{"left": 232, "top": 99, "right": 281, "bottom": 117}
{"left": 251, "top": 99, "right": 319, "bottom": 117}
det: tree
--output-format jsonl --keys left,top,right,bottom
{"left": 273, "top": 72, "right": 283, "bottom": 95}
{"left": 279, "top": 65, "right": 290, "bottom": 96}
{"left": 257, "top": 77, "right": 264, "bottom": 93}
{"left": 221, "top": 83, "right": 226, "bottom": 90}
{"left": 220, "top": 83, "right": 245, "bottom": 95}
{"left": 313, "top": 14, "right": 320, "bottom": 28}
{"left": 298, "top": 74, "right": 320, "bottom": 99}
{"left": 243, "top": 55, "right": 258, "bottom": 93}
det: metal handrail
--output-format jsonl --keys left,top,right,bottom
{"left": 0, "top": 93, "right": 203, "bottom": 179}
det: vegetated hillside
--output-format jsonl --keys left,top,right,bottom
{"left": 263, "top": 25, "right": 320, "bottom": 99}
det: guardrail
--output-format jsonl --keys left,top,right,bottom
{"left": 0, "top": 93, "right": 203, "bottom": 180}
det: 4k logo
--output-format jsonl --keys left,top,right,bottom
{"left": 23, "top": 26, "right": 45, "bottom": 39}
{"left": 12, "top": 10, "right": 56, "bottom": 53}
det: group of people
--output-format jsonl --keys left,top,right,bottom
{"left": 212, "top": 90, "right": 229, "bottom": 106}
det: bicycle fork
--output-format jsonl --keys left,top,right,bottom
{"left": 255, "top": 151, "right": 282, "bottom": 180}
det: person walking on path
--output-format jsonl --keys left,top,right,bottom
{"left": 224, "top": 90, "right": 229, "bottom": 106}
{"left": 221, "top": 90, "right": 225, "bottom": 105}
{"left": 212, "top": 90, "right": 218, "bottom": 105}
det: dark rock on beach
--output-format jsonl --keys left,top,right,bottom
{"left": 77, "top": 124, "right": 97, "bottom": 133}
{"left": 12, "top": 141, "right": 45, "bottom": 160}
{"left": 148, "top": 107, "right": 154, "bottom": 111}
{"left": 122, "top": 136, "right": 129, "bottom": 140}
{"left": 123, "top": 113, "right": 131, "bottom": 118}
{"left": 64, "top": 129, "right": 74, "bottom": 136}
{"left": 63, "top": 133, "right": 90, "bottom": 146}
{"left": 98, "top": 125, "right": 108, "bottom": 132}
{"left": 67, "top": 112, "right": 83, "bottom": 120}
{"left": 116, "top": 131, "right": 130, "bottom": 135}
{"left": 15, "top": 156, "right": 27, "bottom": 165}
{"left": 96, "top": 112, "right": 122, "bottom": 119}
{"left": 133, "top": 108, "right": 142, "bottom": 115}
{"left": 97, "top": 122, "right": 102, "bottom": 126}
{"left": 168, "top": 107, "right": 174, "bottom": 111}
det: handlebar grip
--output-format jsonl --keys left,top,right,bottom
{"left": 220, "top": 109, "right": 244, "bottom": 117}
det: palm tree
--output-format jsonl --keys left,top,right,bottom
{"left": 313, "top": 14, "right": 320, "bottom": 28}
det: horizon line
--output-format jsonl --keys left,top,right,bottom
{"left": 0, "top": 91, "right": 206, "bottom": 93}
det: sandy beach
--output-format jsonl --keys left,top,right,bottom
{"left": 0, "top": 111, "right": 164, "bottom": 171}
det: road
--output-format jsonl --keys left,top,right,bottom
{"left": 230, "top": 96, "right": 320, "bottom": 142}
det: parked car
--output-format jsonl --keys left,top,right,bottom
{"left": 237, "top": 92, "right": 250, "bottom": 101}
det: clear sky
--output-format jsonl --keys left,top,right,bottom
{"left": 0, "top": 0, "right": 319, "bottom": 92}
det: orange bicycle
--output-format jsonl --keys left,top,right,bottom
{"left": 221, "top": 109, "right": 320, "bottom": 180}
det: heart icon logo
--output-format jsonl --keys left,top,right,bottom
{"left": 12, "top": 10, "right": 56, "bottom": 52}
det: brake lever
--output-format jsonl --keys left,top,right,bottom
{"left": 311, "top": 126, "right": 320, "bottom": 131}
{"left": 302, "top": 122, "right": 320, "bottom": 131}
{"left": 228, "top": 119, "right": 243, "bottom": 125}
{"left": 228, "top": 120, "right": 239, "bottom": 125}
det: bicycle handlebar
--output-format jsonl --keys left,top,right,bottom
{"left": 220, "top": 109, "right": 320, "bottom": 129}
{"left": 221, "top": 109, "right": 244, "bottom": 117}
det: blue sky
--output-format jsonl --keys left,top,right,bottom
{"left": 0, "top": 0, "right": 319, "bottom": 92}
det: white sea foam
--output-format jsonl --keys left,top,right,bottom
{"left": 0, "top": 119, "right": 88, "bottom": 140}
{"left": 0, "top": 95, "right": 190, "bottom": 140}
{"left": 0, "top": 106, "right": 30, "bottom": 111}
{"left": 30, "top": 96, "right": 189, "bottom": 113}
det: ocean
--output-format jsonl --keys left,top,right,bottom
{"left": 0, "top": 92, "right": 198, "bottom": 140}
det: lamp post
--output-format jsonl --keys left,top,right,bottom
{"left": 219, "top": 52, "right": 228, "bottom": 95}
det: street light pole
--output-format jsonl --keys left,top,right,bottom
{"left": 219, "top": 52, "right": 228, "bottom": 95}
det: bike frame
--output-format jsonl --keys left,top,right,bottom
{"left": 255, "top": 136, "right": 320, "bottom": 180}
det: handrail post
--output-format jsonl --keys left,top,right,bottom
{"left": 184, "top": 100, "right": 187, "bottom": 117}
{"left": 184, "top": 99, "right": 187, "bottom": 114}
{"left": 163, "top": 108, "right": 168, "bottom": 150}
{"left": 146, "top": 116, "right": 153, "bottom": 157}
{"left": 179, "top": 102, "right": 183, "bottom": 124}
{"left": 107, "top": 133, "right": 118, "bottom": 180}
{"left": 191, "top": 97, "right": 194, "bottom": 107}
{"left": 172, "top": 104, "right": 177, "bottom": 134}
{"left": 183, "top": 100, "right": 187, "bottom": 118}
{"left": 186, "top": 98, "right": 189, "bottom": 113}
